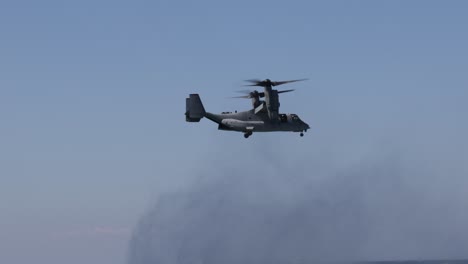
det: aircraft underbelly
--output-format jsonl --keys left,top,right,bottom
{"left": 261, "top": 123, "right": 300, "bottom": 132}
{"left": 221, "top": 119, "right": 264, "bottom": 132}
{"left": 221, "top": 118, "right": 301, "bottom": 132}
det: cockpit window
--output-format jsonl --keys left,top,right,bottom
{"left": 279, "top": 114, "right": 288, "bottom": 123}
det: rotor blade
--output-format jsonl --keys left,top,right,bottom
{"left": 231, "top": 95, "right": 251, "bottom": 99}
{"left": 244, "top": 79, "right": 263, "bottom": 83}
{"left": 271, "top": 79, "right": 308, "bottom": 86}
{"left": 277, "top": 89, "right": 295, "bottom": 94}
{"left": 242, "top": 83, "right": 264, "bottom": 87}
{"left": 232, "top": 91, "right": 264, "bottom": 98}
{"left": 243, "top": 79, "right": 268, "bottom": 87}
{"left": 236, "top": 89, "right": 254, "bottom": 94}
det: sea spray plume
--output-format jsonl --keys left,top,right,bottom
{"left": 128, "top": 149, "right": 468, "bottom": 263}
{"left": 127, "top": 164, "right": 372, "bottom": 264}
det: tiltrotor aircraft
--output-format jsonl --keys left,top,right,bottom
{"left": 185, "top": 78, "right": 310, "bottom": 138}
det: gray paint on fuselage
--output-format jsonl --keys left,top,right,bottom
{"left": 205, "top": 110, "right": 309, "bottom": 133}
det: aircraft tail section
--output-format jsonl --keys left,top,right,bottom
{"left": 185, "top": 94, "right": 206, "bottom": 122}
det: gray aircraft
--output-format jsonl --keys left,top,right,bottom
{"left": 185, "top": 78, "right": 310, "bottom": 138}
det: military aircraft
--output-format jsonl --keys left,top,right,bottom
{"left": 185, "top": 78, "right": 310, "bottom": 138}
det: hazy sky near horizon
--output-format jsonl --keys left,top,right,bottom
{"left": 1, "top": 1, "right": 468, "bottom": 264}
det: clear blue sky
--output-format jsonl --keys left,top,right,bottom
{"left": 1, "top": 1, "right": 467, "bottom": 264}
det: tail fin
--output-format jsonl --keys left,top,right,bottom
{"left": 185, "top": 94, "right": 206, "bottom": 122}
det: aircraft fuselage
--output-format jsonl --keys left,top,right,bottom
{"left": 205, "top": 110, "right": 310, "bottom": 133}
